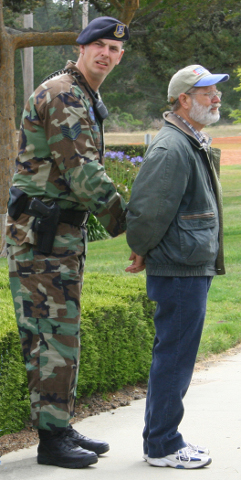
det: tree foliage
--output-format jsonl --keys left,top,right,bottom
{"left": 229, "top": 68, "right": 241, "bottom": 123}
{"left": 120, "top": 4, "right": 241, "bottom": 121}
{"left": 2, "top": 0, "right": 241, "bottom": 254}
{"left": 3, "top": 0, "right": 43, "bottom": 13}
{"left": 6, "top": 0, "right": 241, "bottom": 127}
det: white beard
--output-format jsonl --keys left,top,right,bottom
{"left": 189, "top": 97, "right": 220, "bottom": 126}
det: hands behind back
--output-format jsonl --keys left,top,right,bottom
{"left": 125, "top": 251, "right": 146, "bottom": 274}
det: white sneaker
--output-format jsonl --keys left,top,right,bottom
{"left": 143, "top": 442, "right": 209, "bottom": 460}
{"left": 147, "top": 446, "right": 212, "bottom": 469}
{"left": 186, "top": 442, "right": 210, "bottom": 455}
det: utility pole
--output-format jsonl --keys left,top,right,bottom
{"left": 23, "top": 13, "right": 34, "bottom": 105}
{"left": 82, "top": 0, "right": 89, "bottom": 29}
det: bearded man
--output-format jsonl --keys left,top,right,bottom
{"left": 125, "top": 65, "right": 229, "bottom": 469}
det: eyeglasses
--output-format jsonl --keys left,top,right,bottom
{"left": 186, "top": 91, "right": 222, "bottom": 100}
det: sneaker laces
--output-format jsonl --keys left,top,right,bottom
{"left": 177, "top": 446, "right": 200, "bottom": 464}
{"left": 186, "top": 442, "right": 209, "bottom": 454}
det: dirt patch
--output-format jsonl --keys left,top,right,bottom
{"left": 0, "top": 384, "right": 147, "bottom": 457}
{"left": 211, "top": 137, "right": 241, "bottom": 165}
{"left": 219, "top": 150, "right": 241, "bottom": 165}
{"left": 2, "top": 343, "right": 241, "bottom": 457}
{"left": 213, "top": 136, "right": 241, "bottom": 144}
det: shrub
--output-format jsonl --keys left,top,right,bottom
{"left": 87, "top": 214, "right": 109, "bottom": 242}
{"left": 87, "top": 148, "right": 144, "bottom": 240}
{"left": 105, "top": 144, "right": 146, "bottom": 157}
{"left": 0, "top": 269, "right": 155, "bottom": 436}
{"left": 77, "top": 273, "right": 155, "bottom": 395}
{"left": 104, "top": 150, "right": 142, "bottom": 202}
{"left": 0, "top": 272, "right": 30, "bottom": 436}
{"left": 104, "top": 108, "right": 144, "bottom": 132}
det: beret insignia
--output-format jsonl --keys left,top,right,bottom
{"left": 114, "top": 24, "right": 125, "bottom": 38}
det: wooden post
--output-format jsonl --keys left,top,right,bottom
{"left": 82, "top": 0, "right": 89, "bottom": 29}
{"left": 23, "top": 13, "right": 34, "bottom": 106}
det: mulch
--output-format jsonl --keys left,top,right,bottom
{"left": 0, "top": 384, "right": 147, "bottom": 457}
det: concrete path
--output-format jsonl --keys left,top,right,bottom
{"left": 1, "top": 349, "right": 241, "bottom": 479}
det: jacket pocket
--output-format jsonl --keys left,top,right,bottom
{"left": 177, "top": 211, "right": 218, "bottom": 265}
{"left": 16, "top": 257, "right": 68, "bottom": 319}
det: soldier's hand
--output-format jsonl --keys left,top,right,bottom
{"left": 125, "top": 251, "right": 146, "bottom": 273}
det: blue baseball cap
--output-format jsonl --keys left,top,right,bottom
{"left": 193, "top": 66, "right": 229, "bottom": 87}
{"left": 168, "top": 64, "right": 230, "bottom": 102}
{"left": 76, "top": 16, "right": 129, "bottom": 45}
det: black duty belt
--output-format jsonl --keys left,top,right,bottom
{"left": 23, "top": 204, "right": 89, "bottom": 227}
{"left": 59, "top": 208, "right": 90, "bottom": 227}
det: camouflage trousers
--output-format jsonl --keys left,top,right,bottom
{"left": 7, "top": 242, "right": 85, "bottom": 431}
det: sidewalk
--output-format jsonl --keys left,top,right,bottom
{"left": 1, "top": 349, "right": 241, "bottom": 480}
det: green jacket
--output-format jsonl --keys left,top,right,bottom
{"left": 126, "top": 112, "right": 225, "bottom": 276}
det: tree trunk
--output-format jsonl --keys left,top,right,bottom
{"left": 0, "top": 30, "right": 77, "bottom": 256}
{"left": 0, "top": 30, "right": 18, "bottom": 255}
{"left": 0, "top": 0, "right": 140, "bottom": 255}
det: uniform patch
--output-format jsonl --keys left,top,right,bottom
{"left": 114, "top": 24, "right": 125, "bottom": 38}
{"left": 60, "top": 123, "right": 82, "bottom": 140}
{"left": 89, "top": 106, "right": 96, "bottom": 123}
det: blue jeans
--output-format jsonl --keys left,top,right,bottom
{"left": 143, "top": 275, "right": 212, "bottom": 458}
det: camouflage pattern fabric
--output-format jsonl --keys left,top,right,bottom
{"left": 6, "top": 60, "right": 126, "bottom": 430}
{"left": 6, "top": 60, "right": 126, "bottom": 247}
{"left": 7, "top": 241, "right": 85, "bottom": 430}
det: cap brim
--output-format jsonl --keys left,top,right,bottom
{"left": 194, "top": 73, "right": 229, "bottom": 87}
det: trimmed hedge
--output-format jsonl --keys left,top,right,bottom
{"left": 78, "top": 273, "right": 155, "bottom": 396}
{"left": 0, "top": 266, "right": 30, "bottom": 436}
{"left": 105, "top": 144, "right": 147, "bottom": 157}
{"left": 0, "top": 268, "right": 155, "bottom": 436}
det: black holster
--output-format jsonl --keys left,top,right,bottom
{"left": 29, "top": 198, "right": 61, "bottom": 255}
{"left": 8, "top": 187, "right": 89, "bottom": 255}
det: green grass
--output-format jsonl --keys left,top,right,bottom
{"left": 197, "top": 165, "right": 241, "bottom": 359}
{"left": 85, "top": 234, "right": 134, "bottom": 275}
{"left": 85, "top": 164, "right": 241, "bottom": 360}
{"left": 1, "top": 164, "right": 241, "bottom": 361}
{"left": 104, "top": 124, "right": 241, "bottom": 144}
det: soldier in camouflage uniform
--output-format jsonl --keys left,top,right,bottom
{"left": 6, "top": 16, "right": 129, "bottom": 469}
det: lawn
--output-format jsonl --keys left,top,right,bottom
{"left": 104, "top": 124, "right": 241, "bottom": 145}
{"left": 196, "top": 164, "right": 241, "bottom": 358}
{"left": 85, "top": 163, "right": 241, "bottom": 360}
{"left": 1, "top": 163, "right": 241, "bottom": 361}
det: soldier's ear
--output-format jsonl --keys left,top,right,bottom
{"left": 115, "top": 49, "right": 124, "bottom": 65}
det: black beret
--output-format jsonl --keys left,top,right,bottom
{"left": 76, "top": 16, "right": 129, "bottom": 45}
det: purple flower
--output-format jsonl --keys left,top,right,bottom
{"left": 130, "top": 156, "right": 143, "bottom": 164}
{"left": 105, "top": 151, "right": 143, "bottom": 165}
{"left": 105, "top": 151, "right": 118, "bottom": 159}
{"left": 116, "top": 151, "right": 125, "bottom": 161}
{"left": 105, "top": 150, "right": 125, "bottom": 161}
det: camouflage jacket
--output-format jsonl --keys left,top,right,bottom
{"left": 6, "top": 60, "right": 126, "bottom": 248}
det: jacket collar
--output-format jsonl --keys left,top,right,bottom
{"left": 64, "top": 60, "right": 97, "bottom": 95}
{"left": 163, "top": 111, "right": 211, "bottom": 148}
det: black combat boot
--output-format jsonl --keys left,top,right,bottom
{"left": 37, "top": 428, "right": 98, "bottom": 468}
{"left": 66, "top": 424, "right": 110, "bottom": 455}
